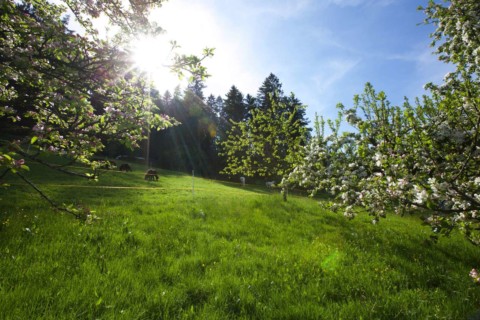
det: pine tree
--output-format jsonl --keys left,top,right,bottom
{"left": 163, "top": 90, "right": 173, "bottom": 107}
{"left": 187, "top": 76, "right": 206, "bottom": 101}
{"left": 214, "top": 96, "right": 224, "bottom": 117}
{"left": 222, "top": 85, "right": 247, "bottom": 124}
{"left": 257, "top": 73, "right": 284, "bottom": 112}
{"left": 206, "top": 94, "right": 216, "bottom": 113}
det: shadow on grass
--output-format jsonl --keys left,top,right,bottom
{"left": 157, "top": 169, "right": 189, "bottom": 178}
{"left": 339, "top": 221, "right": 479, "bottom": 283}
{"left": 214, "top": 180, "right": 272, "bottom": 195}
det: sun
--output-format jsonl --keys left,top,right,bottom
{"left": 131, "top": 35, "right": 172, "bottom": 72}
{"left": 130, "top": 35, "right": 182, "bottom": 90}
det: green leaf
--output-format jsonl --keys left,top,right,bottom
{"left": 30, "top": 136, "right": 38, "bottom": 144}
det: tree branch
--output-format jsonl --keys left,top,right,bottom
{"left": 0, "top": 168, "right": 11, "bottom": 180}
{"left": 16, "top": 149, "right": 96, "bottom": 179}
{"left": 15, "top": 171, "right": 81, "bottom": 219}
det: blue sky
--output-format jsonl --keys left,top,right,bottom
{"left": 144, "top": 0, "right": 453, "bottom": 125}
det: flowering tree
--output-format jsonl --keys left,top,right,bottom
{"left": 220, "top": 97, "right": 308, "bottom": 200}
{"left": 0, "top": 0, "right": 212, "bottom": 217}
{"left": 288, "top": 0, "right": 480, "bottom": 244}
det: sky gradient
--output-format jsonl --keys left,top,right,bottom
{"left": 146, "top": 0, "right": 453, "bottom": 125}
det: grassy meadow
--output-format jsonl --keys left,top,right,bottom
{"left": 1, "top": 160, "right": 480, "bottom": 319}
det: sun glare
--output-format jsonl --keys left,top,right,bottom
{"left": 128, "top": 0, "right": 220, "bottom": 92}
{"left": 130, "top": 35, "right": 181, "bottom": 90}
{"left": 131, "top": 36, "right": 172, "bottom": 72}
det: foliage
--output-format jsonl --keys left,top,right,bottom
{"left": 220, "top": 97, "right": 308, "bottom": 181}
{"left": 421, "top": 0, "right": 480, "bottom": 80}
{"left": 0, "top": 0, "right": 212, "bottom": 214}
{"left": 219, "top": 74, "right": 310, "bottom": 185}
{"left": 288, "top": 0, "right": 480, "bottom": 244}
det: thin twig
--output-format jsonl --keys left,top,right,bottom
{"left": 14, "top": 171, "right": 81, "bottom": 219}
{"left": 0, "top": 168, "right": 11, "bottom": 180}
{"left": 16, "top": 149, "right": 96, "bottom": 179}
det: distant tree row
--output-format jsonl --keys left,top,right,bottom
{"left": 111, "top": 73, "right": 311, "bottom": 179}
{"left": 219, "top": 74, "right": 310, "bottom": 182}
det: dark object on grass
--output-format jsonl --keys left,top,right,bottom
{"left": 119, "top": 163, "right": 132, "bottom": 172}
{"left": 144, "top": 169, "right": 158, "bottom": 181}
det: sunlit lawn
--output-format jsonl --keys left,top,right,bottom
{"left": 1, "top": 161, "right": 480, "bottom": 319}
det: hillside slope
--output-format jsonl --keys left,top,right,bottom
{"left": 1, "top": 163, "right": 480, "bottom": 319}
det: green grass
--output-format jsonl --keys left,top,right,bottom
{"left": 1, "top": 160, "right": 480, "bottom": 319}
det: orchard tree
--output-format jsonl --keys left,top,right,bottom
{"left": 422, "top": 0, "right": 480, "bottom": 82}
{"left": 284, "top": 92, "right": 311, "bottom": 140}
{"left": 220, "top": 74, "right": 310, "bottom": 199}
{"left": 0, "top": 0, "right": 212, "bottom": 218}
{"left": 288, "top": 0, "right": 480, "bottom": 244}
{"left": 244, "top": 94, "right": 257, "bottom": 120}
{"left": 221, "top": 97, "right": 308, "bottom": 199}
{"left": 288, "top": 85, "right": 419, "bottom": 218}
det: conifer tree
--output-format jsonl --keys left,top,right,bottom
{"left": 257, "top": 73, "right": 283, "bottom": 112}
{"left": 222, "top": 85, "right": 247, "bottom": 124}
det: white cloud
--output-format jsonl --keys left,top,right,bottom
{"left": 311, "top": 58, "right": 360, "bottom": 93}
{"left": 387, "top": 47, "right": 454, "bottom": 89}
{"left": 203, "top": 48, "right": 264, "bottom": 97}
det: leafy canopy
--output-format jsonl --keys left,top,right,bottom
{"left": 0, "top": 0, "right": 212, "bottom": 216}
{"left": 288, "top": 0, "right": 480, "bottom": 244}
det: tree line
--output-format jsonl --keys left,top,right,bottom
{"left": 111, "top": 73, "right": 311, "bottom": 180}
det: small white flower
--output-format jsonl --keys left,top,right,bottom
{"left": 413, "top": 185, "right": 428, "bottom": 204}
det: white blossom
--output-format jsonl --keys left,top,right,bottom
{"left": 413, "top": 185, "right": 428, "bottom": 205}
